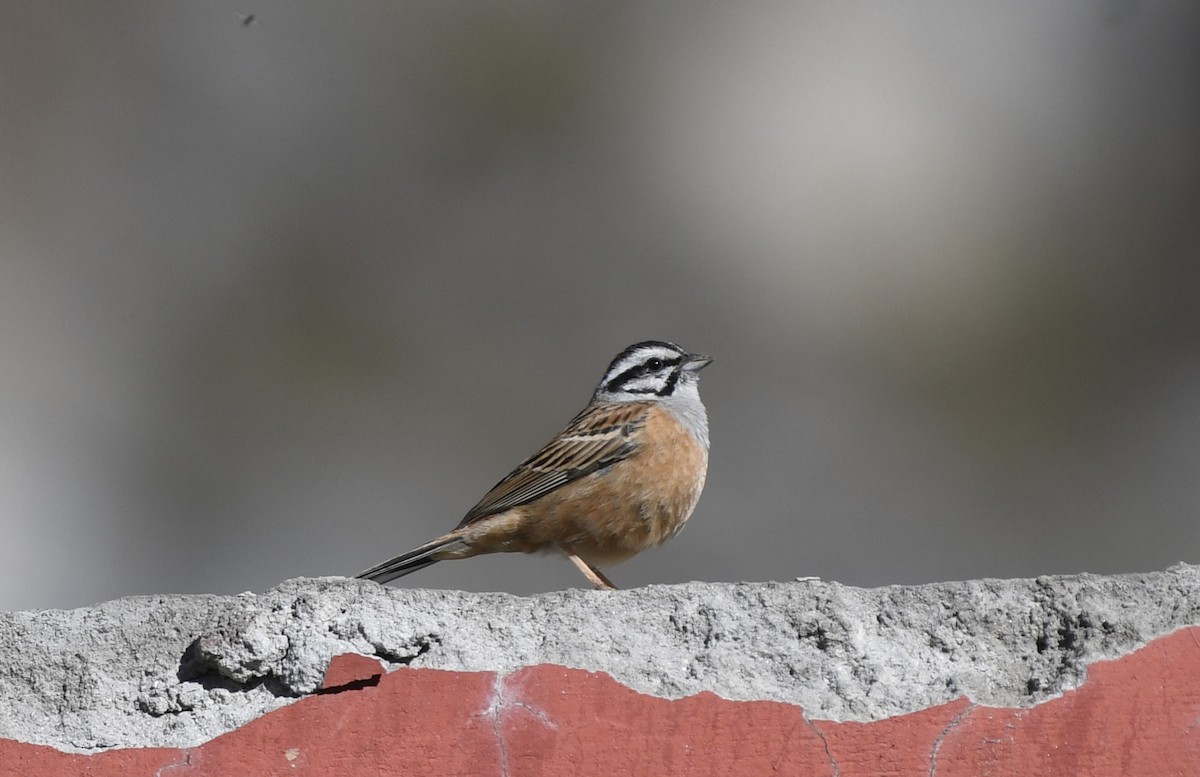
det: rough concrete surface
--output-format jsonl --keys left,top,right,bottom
{"left": 1, "top": 565, "right": 1199, "bottom": 753}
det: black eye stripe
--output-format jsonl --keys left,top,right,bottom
{"left": 605, "top": 365, "right": 643, "bottom": 392}
{"left": 604, "top": 356, "right": 684, "bottom": 393}
{"left": 655, "top": 368, "right": 681, "bottom": 397}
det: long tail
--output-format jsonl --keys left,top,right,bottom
{"left": 354, "top": 532, "right": 466, "bottom": 585}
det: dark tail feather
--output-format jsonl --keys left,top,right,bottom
{"left": 354, "top": 534, "right": 463, "bottom": 585}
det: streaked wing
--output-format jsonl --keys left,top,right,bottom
{"left": 456, "top": 402, "right": 651, "bottom": 528}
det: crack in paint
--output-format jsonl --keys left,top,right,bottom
{"left": 478, "top": 671, "right": 558, "bottom": 776}
{"left": 486, "top": 675, "right": 511, "bottom": 777}
{"left": 768, "top": 713, "right": 838, "bottom": 776}
{"left": 154, "top": 748, "right": 193, "bottom": 776}
{"left": 807, "top": 718, "right": 839, "bottom": 777}
{"left": 928, "top": 703, "right": 975, "bottom": 777}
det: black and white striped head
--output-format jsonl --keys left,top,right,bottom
{"left": 595, "top": 341, "right": 712, "bottom": 403}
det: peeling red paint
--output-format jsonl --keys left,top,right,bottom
{"left": 318, "top": 652, "right": 385, "bottom": 691}
{"left": 495, "top": 664, "right": 834, "bottom": 775}
{"left": 2, "top": 628, "right": 1199, "bottom": 776}
{"left": 929, "top": 628, "right": 1200, "bottom": 776}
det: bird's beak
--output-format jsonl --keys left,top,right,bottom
{"left": 682, "top": 353, "right": 713, "bottom": 372}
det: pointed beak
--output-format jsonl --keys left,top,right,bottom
{"left": 682, "top": 353, "right": 713, "bottom": 372}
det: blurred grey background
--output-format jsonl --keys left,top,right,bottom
{"left": 2, "top": 2, "right": 1199, "bottom": 612}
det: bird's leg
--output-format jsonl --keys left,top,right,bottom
{"left": 560, "top": 546, "right": 618, "bottom": 590}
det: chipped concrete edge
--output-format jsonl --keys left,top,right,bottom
{"left": 1, "top": 565, "right": 1198, "bottom": 752}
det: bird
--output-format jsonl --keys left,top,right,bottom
{"left": 355, "top": 340, "right": 712, "bottom": 590}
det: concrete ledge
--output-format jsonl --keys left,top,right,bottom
{"left": 2, "top": 561, "right": 1200, "bottom": 772}
{"left": 2, "top": 564, "right": 1199, "bottom": 758}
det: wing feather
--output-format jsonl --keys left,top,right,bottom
{"left": 456, "top": 402, "right": 650, "bottom": 528}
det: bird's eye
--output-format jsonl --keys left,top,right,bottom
{"left": 646, "top": 358, "right": 664, "bottom": 371}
